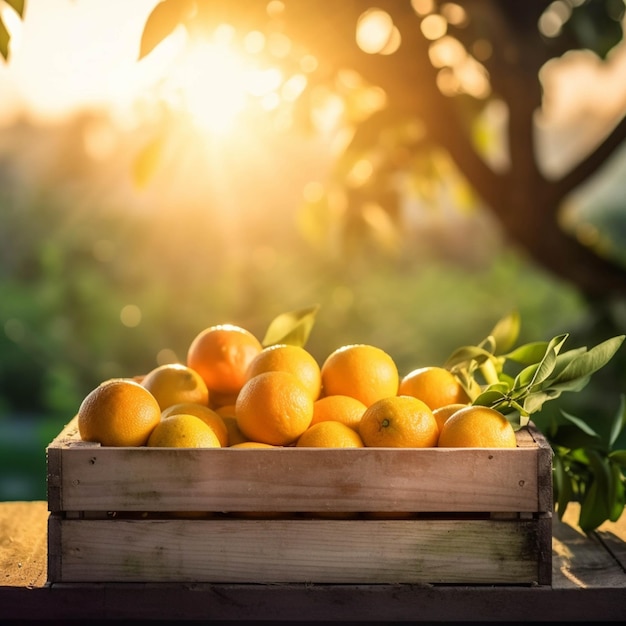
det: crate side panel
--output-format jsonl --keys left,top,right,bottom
{"left": 55, "top": 446, "right": 541, "bottom": 513}
{"left": 49, "top": 518, "right": 545, "bottom": 584}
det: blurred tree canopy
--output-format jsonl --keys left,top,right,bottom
{"left": 131, "top": 0, "right": 626, "bottom": 300}
{"left": 1, "top": 0, "right": 626, "bottom": 420}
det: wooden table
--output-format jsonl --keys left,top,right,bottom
{"left": 1, "top": 500, "right": 625, "bottom": 621}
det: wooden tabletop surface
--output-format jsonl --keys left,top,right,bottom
{"left": 1, "top": 500, "right": 625, "bottom": 622}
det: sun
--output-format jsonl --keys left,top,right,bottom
{"left": 163, "top": 29, "right": 284, "bottom": 136}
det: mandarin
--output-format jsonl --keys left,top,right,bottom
{"left": 432, "top": 402, "right": 469, "bottom": 433}
{"left": 310, "top": 394, "right": 367, "bottom": 431}
{"left": 437, "top": 405, "right": 517, "bottom": 448}
{"left": 140, "top": 363, "right": 209, "bottom": 410}
{"left": 297, "top": 421, "right": 364, "bottom": 448}
{"left": 398, "top": 366, "right": 471, "bottom": 410}
{"left": 77, "top": 378, "right": 161, "bottom": 447}
{"left": 235, "top": 370, "right": 313, "bottom": 446}
{"left": 147, "top": 413, "right": 222, "bottom": 448}
{"left": 161, "top": 402, "right": 229, "bottom": 446}
{"left": 245, "top": 343, "right": 322, "bottom": 400}
{"left": 187, "top": 324, "right": 263, "bottom": 396}
{"left": 358, "top": 395, "right": 438, "bottom": 448}
{"left": 320, "top": 344, "right": 399, "bottom": 407}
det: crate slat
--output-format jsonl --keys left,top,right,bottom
{"left": 47, "top": 418, "right": 549, "bottom": 514}
{"left": 48, "top": 515, "right": 548, "bottom": 584}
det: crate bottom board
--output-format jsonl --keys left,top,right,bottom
{"left": 48, "top": 514, "right": 551, "bottom": 585}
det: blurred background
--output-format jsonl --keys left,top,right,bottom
{"left": 1, "top": 0, "right": 626, "bottom": 502}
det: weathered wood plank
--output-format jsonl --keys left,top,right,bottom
{"left": 51, "top": 516, "right": 545, "bottom": 584}
{"left": 552, "top": 505, "right": 626, "bottom": 589}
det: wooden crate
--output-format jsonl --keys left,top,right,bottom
{"left": 47, "top": 416, "right": 553, "bottom": 585}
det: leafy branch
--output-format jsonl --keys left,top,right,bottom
{"left": 444, "top": 310, "right": 626, "bottom": 531}
{"left": 444, "top": 311, "right": 624, "bottom": 430}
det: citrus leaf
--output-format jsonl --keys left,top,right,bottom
{"left": 0, "top": 16, "right": 9, "bottom": 62}
{"left": 262, "top": 305, "right": 320, "bottom": 348}
{"left": 552, "top": 335, "right": 625, "bottom": 385}
{"left": 608, "top": 461, "right": 625, "bottom": 522}
{"left": 609, "top": 394, "right": 626, "bottom": 448}
{"left": 4, "top": 0, "right": 24, "bottom": 17}
{"left": 444, "top": 345, "right": 494, "bottom": 370}
{"left": 560, "top": 410, "right": 602, "bottom": 438}
{"left": 138, "top": 0, "right": 194, "bottom": 60}
{"left": 608, "top": 449, "right": 626, "bottom": 467}
{"left": 553, "top": 454, "right": 574, "bottom": 520}
{"left": 542, "top": 375, "right": 591, "bottom": 395}
{"left": 579, "top": 479, "right": 602, "bottom": 532}
{"left": 552, "top": 346, "right": 587, "bottom": 376}
{"left": 523, "top": 391, "right": 558, "bottom": 415}
{"left": 489, "top": 310, "right": 520, "bottom": 354}
{"left": 472, "top": 387, "right": 508, "bottom": 406}
{"left": 579, "top": 451, "right": 613, "bottom": 532}
{"left": 504, "top": 341, "right": 551, "bottom": 365}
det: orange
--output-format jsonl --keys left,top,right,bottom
{"left": 437, "top": 405, "right": 517, "bottom": 448}
{"left": 398, "top": 366, "right": 470, "bottom": 410}
{"left": 215, "top": 404, "right": 237, "bottom": 418}
{"left": 161, "top": 402, "right": 229, "bottom": 446}
{"left": 186, "top": 324, "right": 263, "bottom": 395}
{"left": 310, "top": 394, "right": 367, "bottom": 431}
{"left": 235, "top": 370, "right": 314, "bottom": 445}
{"left": 245, "top": 343, "right": 322, "bottom": 400}
{"left": 432, "top": 402, "right": 469, "bottom": 433}
{"left": 209, "top": 390, "right": 240, "bottom": 410}
{"left": 140, "top": 363, "right": 209, "bottom": 410}
{"left": 77, "top": 378, "right": 161, "bottom": 447}
{"left": 147, "top": 413, "right": 222, "bottom": 448}
{"left": 297, "top": 421, "right": 364, "bottom": 448}
{"left": 213, "top": 404, "right": 248, "bottom": 445}
{"left": 358, "top": 395, "right": 438, "bottom": 448}
{"left": 320, "top": 344, "right": 399, "bottom": 407}
{"left": 222, "top": 415, "right": 249, "bottom": 446}
{"left": 229, "top": 441, "right": 277, "bottom": 448}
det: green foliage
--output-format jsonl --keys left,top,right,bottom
{"left": 444, "top": 311, "right": 625, "bottom": 429}
{"left": 444, "top": 311, "right": 626, "bottom": 531}
{"left": 262, "top": 304, "right": 320, "bottom": 348}
{"left": 549, "top": 396, "right": 626, "bottom": 533}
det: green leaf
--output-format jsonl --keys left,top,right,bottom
{"left": 4, "top": 0, "right": 25, "bottom": 18}
{"left": 560, "top": 410, "right": 602, "bottom": 438}
{"left": 471, "top": 388, "right": 508, "bottom": 406}
{"left": 608, "top": 461, "right": 625, "bottom": 522}
{"left": 608, "top": 449, "right": 626, "bottom": 467}
{"left": 579, "top": 450, "right": 615, "bottom": 532}
{"left": 138, "top": 0, "right": 193, "bottom": 60}
{"left": 523, "top": 390, "right": 560, "bottom": 415}
{"left": 489, "top": 310, "right": 520, "bottom": 354}
{"left": 262, "top": 305, "right": 320, "bottom": 348}
{"left": 551, "top": 346, "right": 587, "bottom": 377}
{"left": 552, "top": 335, "right": 625, "bottom": 385}
{"left": 504, "top": 342, "right": 548, "bottom": 365}
{"left": 609, "top": 394, "right": 626, "bottom": 449}
{"left": 542, "top": 375, "right": 591, "bottom": 395}
{"left": 0, "top": 16, "right": 9, "bottom": 62}
{"left": 444, "top": 345, "right": 493, "bottom": 370}
{"left": 553, "top": 454, "right": 574, "bottom": 520}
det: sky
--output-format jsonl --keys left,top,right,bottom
{"left": 0, "top": 0, "right": 163, "bottom": 124}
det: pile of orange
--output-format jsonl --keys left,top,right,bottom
{"left": 76, "top": 322, "right": 518, "bottom": 450}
